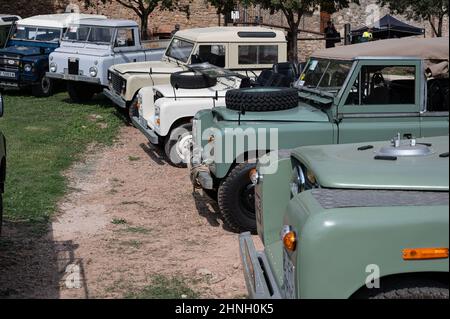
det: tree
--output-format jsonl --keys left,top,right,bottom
{"left": 207, "top": 0, "right": 239, "bottom": 25}
{"left": 249, "top": 0, "right": 357, "bottom": 63}
{"left": 84, "top": 0, "right": 191, "bottom": 39}
{"left": 379, "top": 0, "right": 449, "bottom": 37}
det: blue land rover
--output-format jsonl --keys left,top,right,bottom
{"left": 0, "top": 13, "right": 105, "bottom": 97}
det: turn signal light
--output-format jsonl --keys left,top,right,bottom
{"left": 402, "top": 248, "right": 449, "bottom": 260}
{"left": 283, "top": 231, "right": 297, "bottom": 252}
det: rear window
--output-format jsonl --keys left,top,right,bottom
{"left": 238, "top": 45, "right": 278, "bottom": 65}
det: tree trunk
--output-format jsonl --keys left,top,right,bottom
{"left": 288, "top": 26, "right": 299, "bottom": 64}
{"left": 141, "top": 13, "right": 150, "bottom": 40}
{"left": 437, "top": 15, "right": 443, "bottom": 37}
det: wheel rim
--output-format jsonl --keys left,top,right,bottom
{"left": 239, "top": 183, "right": 255, "bottom": 218}
{"left": 175, "top": 134, "right": 192, "bottom": 161}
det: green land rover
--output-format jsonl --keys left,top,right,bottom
{"left": 190, "top": 37, "right": 449, "bottom": 233}
{"left": 0, "top": 93, "right": 5, "bottom": 235}
{"left": 240, "top": 135, "right": 449, "bottom": 299}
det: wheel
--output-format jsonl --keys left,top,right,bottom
{"left": 170, "top": 71, "right": 217, "bottom": 89}
{"left": 218, "top": 162, "right": 257, "bottom": 233}
{"left": 31, "top": 76, "right": 54, "bottom": 97}
{"left": 360, "top": 280, "right": 449, "bottom": 299}
{"left": 164, "top": 123, "right": 193, "bottom": 168}
{"left": 128, "top": 96, "right": 139, "bottom": 120}
{"left": 225, "top": 87, "right": 299, "bottom": 112}
{"left": 67, "top": 82, "right": 96, "bottom": 103}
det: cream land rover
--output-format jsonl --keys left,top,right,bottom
{"left": 103, "top": 26, "right": 287, "bottom": 115}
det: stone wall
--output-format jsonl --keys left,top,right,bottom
{"left": 1, "top": 0, "right": 448, "bottom": 60}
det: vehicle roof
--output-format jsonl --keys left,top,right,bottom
{"left": 0, "top": 14, "right": 20, "bottom": 26}
{"left": 16, "top": 14, "right": 107, "bottom": 29}
{"left": 73, "top": 18, "right": 138, "bottom": 28}
{"left": 292, "top": 136, "right": 449, "bottom": 191}
{"left": 174, "top": 26, "right": 286, "bottom": 43}
{"left": 312, "top": 37, "right": 449, "bottom": 61}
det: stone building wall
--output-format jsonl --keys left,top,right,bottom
{"left": 1, "top": 0, "right": 448, "bottom": 60}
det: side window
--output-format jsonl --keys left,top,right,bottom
{"left": 196, "top": 45, "right": 226, "bottom": 67}
{"left": 238, "top": 45, "right": 278, "bottom": 65}
{"left": 115, "top": 28, "right": 135, "bottom": 47}
{"left": 427, "top": 77, "right": 449, "bottom": 112}
{"left": 345, "top": 65, "right": 416, "bottom": 105}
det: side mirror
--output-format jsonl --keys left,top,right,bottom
{"left": 0, "top": 93, "right": 4, "bottom": 117}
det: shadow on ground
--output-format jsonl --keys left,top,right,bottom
{"left": 0, "top": 221, "right": 89, "bottom": 299}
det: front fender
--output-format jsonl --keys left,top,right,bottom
{"left": 284, "top": 193, "right": 449, "bottom": 299}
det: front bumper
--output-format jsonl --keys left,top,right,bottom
{"left": 0, "top": 81, "right": 20, "bottom": 90}
{"left": 131, "top": 116, "right": 160, "bottom": 145}
{"left": 189, "top": 154, "right": 214, "bottom": 190}
{"left": 239, "top": 232, "right": 282, "bottom": 299}
{"left": 46, "top": 72, "right": 101, "bottom": 84}
{"left": 103, "top": 88, "right": 127, "bottom": 109}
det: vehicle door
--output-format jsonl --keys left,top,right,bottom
{"left": 191, "top": 43, "right": 228, "bottom": 68}
{"left": 420, "top": 76, "right": 449, "bottom": 137}
{"left": 337, "top": 59, "right": 422, "bottom": 143}
{"left": 113, "top": 27, "right": 145, "bottom": 65}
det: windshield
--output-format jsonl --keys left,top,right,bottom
{"left": 165, "top": 38, "right": 194, "bottom": 63}
{"left": 298, "top": 59, "right": 353, "bottom": 94}
{"left": 11, "top": 25, "right": 62, "bottom": 42}
{"left": 63, "top": 26, "right": 114, "bottom": 44}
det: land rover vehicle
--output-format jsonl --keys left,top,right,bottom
{"left": 190, "top": 37, "right": 449, "bottom": 233}
{"left": 0, "top": 92, "right": 6, "bottom": 235}
{"left": 133, "top": 62, "right": 298, "bottom": 167}
{"left": 47, "top": 18, "right": 164, "bottom": 102}
{"left": 0, "top": 15, "right": 20, "bottom": 48}
{"left": 104, "top": 27, "right": 287, "bottom": 113}
{"left": 240, "top": 135, "right": 449, "bottom": 299}
{"left": 0, "top": 13, "right": 106, "bottom": 97}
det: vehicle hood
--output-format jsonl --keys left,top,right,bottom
{"left": 113, "top": 60, "right": 183, "bottom": 75}
{"left": 0, "top": 45, "right": 49, "bottom": 57}
{"left": 212, "top": 102, "right": 329, "bottom": 122}
{"left": 54, "top": 43, "right": 111, "bottom": 57}
{"left": 292, "top": 136, "right": 449, "bottom": 191}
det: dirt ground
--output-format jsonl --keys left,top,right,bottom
{"left": 0, "top": 126, "right": 262, "bottom": 299}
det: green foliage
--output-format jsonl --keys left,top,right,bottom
{"left": 378, "top": 0, "right": 449, "bottom": 36}
{"left": 126, "top": 275, "right": 199, "bottom": 299}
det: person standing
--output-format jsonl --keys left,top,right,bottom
{"left": 362, "top": 27, "right": 374, "bottom": 42}
{"left": 325, "top": 21, "right": 339, "bottom": 48}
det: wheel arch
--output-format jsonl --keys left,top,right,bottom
{"left": 350, "top": 271, "right": 449, "bottom": 299}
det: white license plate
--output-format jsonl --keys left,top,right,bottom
{"left": 282, "top": 250, "right": 296, "bottom": 299}
{"left": 0, "top": 71, "right": 15, "bottom": 78}
{"left": 65, "top": 74, "right": 78, "bottom": 81}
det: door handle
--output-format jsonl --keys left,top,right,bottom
{"left": 403, "top": 133, "right": 413, "bottom": 139}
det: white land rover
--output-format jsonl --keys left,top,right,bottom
{"left": 104, "top": 26, "right": 287, "bottom": 114}
{"left": 132, "top": 63, "right": 299, "bottom": 167}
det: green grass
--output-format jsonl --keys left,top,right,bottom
{"left": 126, "top": 275, "right": 199, "bottom": 299}
{"left": 0, "top": 92, "right": 123, "bottom": 228}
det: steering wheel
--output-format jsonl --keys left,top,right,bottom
{"left": 372, "top": 72, "right": 386, "bottom": 87}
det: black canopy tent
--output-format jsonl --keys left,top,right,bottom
{"left": 351, "top": 14, "right": 425, "bottom": 43}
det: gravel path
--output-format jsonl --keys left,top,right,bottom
{"left": 1, "top": 126, "right": 260, "bottom": 299}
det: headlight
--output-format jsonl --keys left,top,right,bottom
{"left": 290, "top": 164, "right": 318, "bottom": 196}
{"left": 107, "top": 71, "right": 112, "bottom": 81}
{"left": 24, "top": 64, "right": 32, "bottom": 72}
{"left": 89, "top": 66, "right": 98, "bottom": 77}
{"left": 49, "top": 62, "right": 57, "bottom": 73}
{"left": 121, "top": 80, "right": 127, "bottom": 94}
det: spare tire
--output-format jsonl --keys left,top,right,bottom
{"left": 226, "top": 87, "right": 299, "bottom": 112}
{"left": 170, "top": 71, "right": 217, "bottom": 89}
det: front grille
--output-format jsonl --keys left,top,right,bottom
{"left": 0, "top": 55, "right": 20, "bottom": 72}
{"left": 110, "top": 72, "right": 124, "bottom": 95}
{"left": 68, "top": 58, "right": 79, "bottom": 75}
